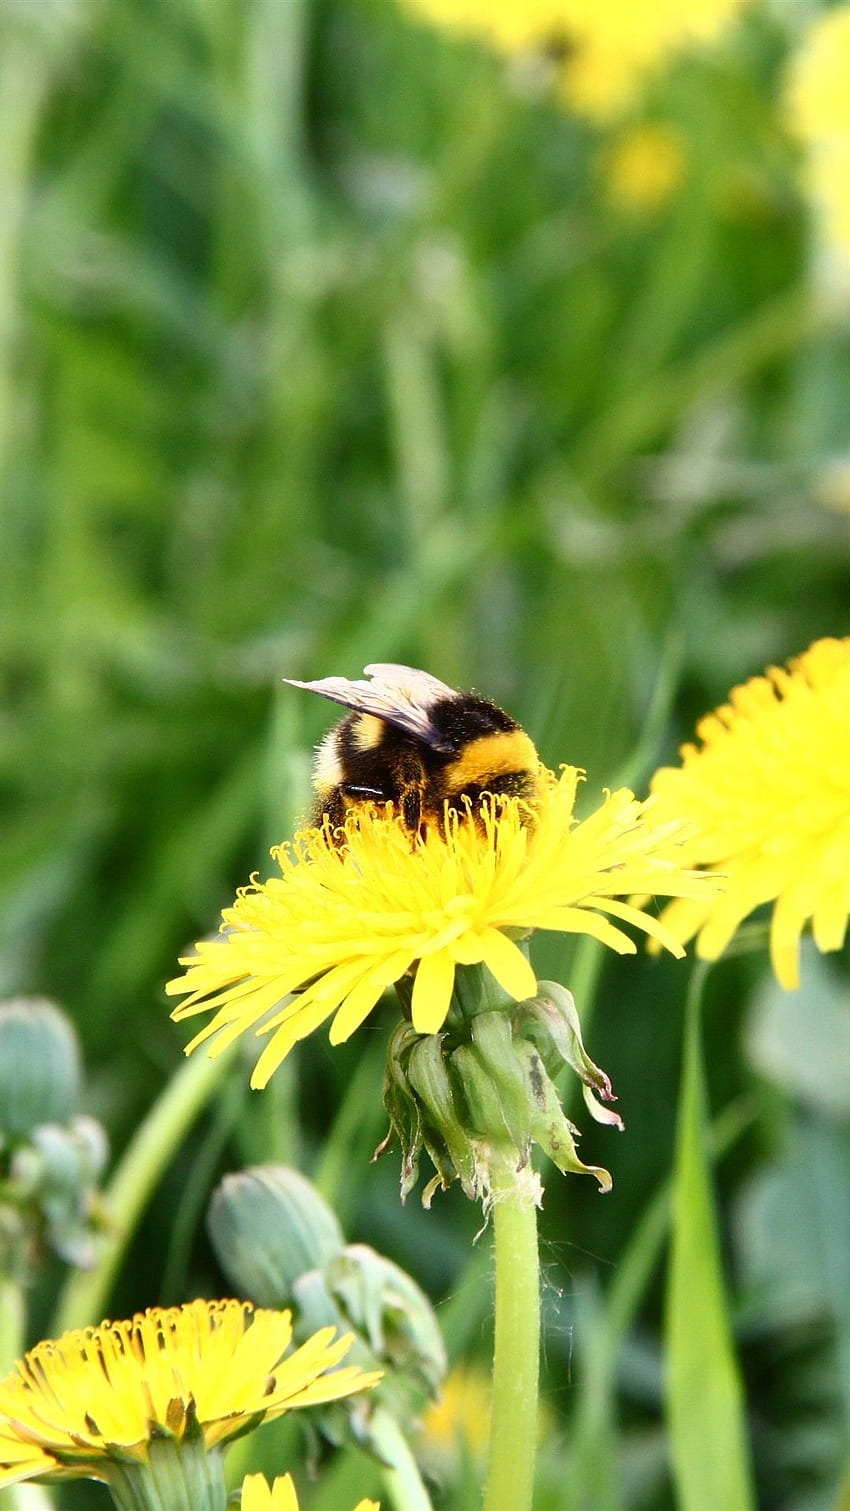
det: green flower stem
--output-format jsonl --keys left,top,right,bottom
{"left": 0, "top": 1274, "right": 25, "bottom": 1377}
{"left": 0, "top": 21, "right": 51, "bottom": 481}
{"left": 54, "top": 1046, "right": 235, "bottom": 1334}
{"left": 833, "top": 1455, "right": 850, "bottom": 1511}
{"left": 483, "top": 1163, "right": 541, "bottom": 1511}
{"left": 370, "top": 1404, "right": 434, "bottom": 1511}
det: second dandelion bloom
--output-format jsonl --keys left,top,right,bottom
{"left": 649, "top": 637, "right": 850, "bottom": 988}
{"left": 167, "top": 765, "right": 718, "bottom": 1088}
{"left": 0, "top": 1299, "right": 380, "bottom": 1500}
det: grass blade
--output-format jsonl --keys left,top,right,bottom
{"left": 665, "top": 967, "right": 754, "bottom": 1511}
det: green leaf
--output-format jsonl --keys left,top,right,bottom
{"left": 665, "top": 969, "right": 754, "bottom": 1511}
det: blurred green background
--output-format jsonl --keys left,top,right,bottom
{"left": 2, "top": 0, "right": 850, "bottom": 1507}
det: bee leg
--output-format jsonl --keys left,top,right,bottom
{"left": 401, "top": 788, "right": 422, "bottom": 832}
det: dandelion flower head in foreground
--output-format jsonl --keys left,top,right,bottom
{"left": 241, "top": 1471, "right": 378, "bottom": 1511}
{"left": 0, "top": 1299, "right": 379, "bottom": 1491}
{"left": 648, "top": 637, "right": 850, "bottom": 988}
{"left": 168, "top": 764, "right": 719, "bottom": 1089}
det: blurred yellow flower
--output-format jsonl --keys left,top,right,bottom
{"left": 557, "top": 0, "right": 750, "bottom": 119}
{"left": 396, "top": 0, "right": 563, "bottom": 54}
{"left": 786, "top": 6, "right": 850, "bottom": 141}
{"left": 419, "top": 1361, "right": 552, "bottom": 1472}
{"left": 398, "top": 0, "right": 749, "bottom": 119}
{"left": 168, "top": 768, "right": 718, "bottom": 1088}
{"left": 649, "top": 638, "right": 850, "bottom": 988}
{"left": 420, "top": 1364, "right": 491, "bottom": 1463}
{"left": 814, "top": 456, "right": 850, "bottom": 515}
{"left": 787, "top": 5, "right": 850, "bottom": 265}
{"left": 604, "top": 122, "right": 687, "bottom": 211}
{"left": 240, "top": 1471, "right": 378, "bottom": 1511}
{"left": 0, "top": 1300, "right": 379, "bottom": 1493}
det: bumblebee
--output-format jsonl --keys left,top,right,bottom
{"left": 285, "top": 663, "right": 543, "bottom": 838}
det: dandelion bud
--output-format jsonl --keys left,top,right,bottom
{"left": 0, "top": 1002, "right": 107, "bottom": 1279}
{"left": 324, "top": 1245, "right": 446, "bottom": 1397}
{"left": 23, "top": 1118, "right": 108, "bottom": 1266}
{"left": 0, "top": 998, "right": 80, "bottom": 1139}
{"left": 288, "top": 1242, "right": 447, "bottom": 1460}
{"left": 405, "top": 1034, "right": 457, "bottom": 1129}
{"left": 207, "top": 1166, "right": 345, "bottom": 1306}
{"left": 208, "top": 1164, "right": 443, "bottom": 1460}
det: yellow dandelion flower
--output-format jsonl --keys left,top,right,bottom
{"left": 396, "top": 0, "right": 564, "bottom": 57}
{"left": 603, "top": 122, "right": 687, "bottom": 212}
{"left": 786, "top": 5, "right": 850, "bottom": 142}
{"left": 420, "top": 1364, "right": 491, "bottom": 1462}
{"left": 419, "top": 1361, "right": 551, "bottom": 1471}
{"left": 167, "top": 767, "right": 718, "bottom": 1088}
{"left": 649, "top": 637, "right": 850, "bottom": 988}
{"left": 396, "top": 0, "right": 747, "bottom": 119}
{"left": 240, "top": 1471, "right": 378, "bottom": 1511}
{"left": 0, "top": 1300, "right": 379, "bottom": 1493}
{"left": 786, "top": 5, "right": 850, "bottom": 266}
{"left": 815, "top": 456, "right": 850, "bottom": 515}
{"left": 556, "top": 0, "right": 749, "bottom": 119}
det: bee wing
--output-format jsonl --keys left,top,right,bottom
{"left": 284, "top": 664, "right": 457, "bottom": 749}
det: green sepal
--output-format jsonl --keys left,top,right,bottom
{"left": 450, "top": 1025, "right": 532, "bottom": 1157}
{"left": 514, "top": 1039, "right": 613, "bottom": 1192}
{"left": 382, "top": 1022, "right": 433, "bottom": 1200}
{"left": 383, "top": 1022, "right": 469, "bottom": 1200}
{"left": 526, "top": 982, "right": 622, "bottom": 1125}
{"left": 105, "top": 1437, "right": 227, "bottom": 1511}
{"left": 406, "top": 1035, "right": 477, "bottom": 1194}
{"left": 468, "top": 1009, "right": 534, "bottom": 1148}
{"left": 443, "top": 960, "right": 514, "bottom": 1030}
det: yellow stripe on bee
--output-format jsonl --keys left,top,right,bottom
{"left": 444, "top": 730, "right": 539, "bottom": 791}
{"left": 313, "top": 730, "right": 344, "bottom": 795}
{"left": 351, "top": 714, "right": 386, "bottom": 751}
